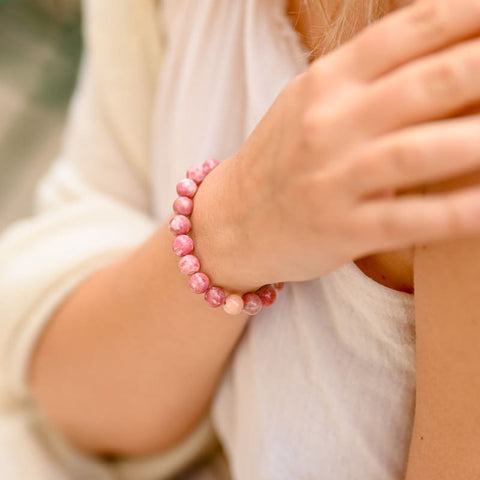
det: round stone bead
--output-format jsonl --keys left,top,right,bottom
{"left": 202, "top": 158, "right": 220, "bottom": 175}
{"left": 242, "top": 293, "right": 263, "bottom": 316}
{"left": 187, "top": 165, "right": 206, "bottom": 184}
{"left": 256, "top": 285, "right": 277, "bottom": 307}
{"left": 176, "top": 178, "right": 198, "bottom": 198}
{"left": 172, "top": 235, "right": 194, "bottom": 257}
{"left": 273, "top": 282, "right": 285, "bottom": 291}
{"left": 173, "top": 196, "right": 193, "bottom": 216}
{"left": 169, "top": 215, "right": 191, "bottom": 235}
{"left": 189, "top": 272, "right": 210, "bottom": 294}
{"left": 178, "top": 255, "right": 200, "bottom": 276}
{"left": 205, "top": 287, "right": 226, "bottom": 308}
{"left": 223, "top": 294, "right": 245, "bottom": 315}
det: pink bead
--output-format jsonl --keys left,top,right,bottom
{"left": 202, "top": 158, "right": 220, "bottom": 175}
{"left": 172, "top": 235, "right": 194, "bottom": 257}
{"left": 169, "top": 215, "right": 191, "bottom": 235}
{"left": 189, "top": 272, "right": 210, "bottom": 294}
{"left": 223, "top": 294, "right": 245, "bottom": 315}
{"left": 273, "top": 282, "right": 285, "bottom": 291}
{"left": 173, "top": 196, "right": 193, "bottom": 216}
{"left": 256, "top": 285, "right": 277, "bottom": 307}
{"left": 178, "top": 255, "right": 200, "bottom": 276}
{"left": 176, "top": 178, "right": 198, "bottom": 198}
{"left": 205, "top": 287, "right": 226, "bottom": 308}
{"left": 242, "top": 293, "right": 263, "bottom": 316}
{"left": 187, "top": 165, "right": 207, "bottom": 184}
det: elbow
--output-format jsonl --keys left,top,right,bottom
{"left": 45, "top": 399, "right": 210, "bottom": 458}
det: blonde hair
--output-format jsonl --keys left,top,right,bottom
{"left": 312, "top": 0, "right": 390, "bottom": 54}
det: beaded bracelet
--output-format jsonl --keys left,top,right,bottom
{"left": 169, "top": 158, "right": 284, "bottom": 316}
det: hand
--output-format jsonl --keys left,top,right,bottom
{"left": 193, "top": 0, "right": 480, "bottom": 291}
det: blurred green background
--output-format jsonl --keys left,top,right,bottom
{"left": 0, "top": 0, "right": 82, "bottom": 229}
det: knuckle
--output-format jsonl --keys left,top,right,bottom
{"left": 408, "top": 0, "right": 450, "bottom": 41}
{"left": 348, "top": 141, "right": 426, "bottom": 187}
{"left": 421, "top": 60, "right": 462, "bottom": 98}
{"left": 347, "top": 149, "right": 380, "bottom": 183}
{"left": 302, "top": 65, "right": 328, "bottom": 96}
{"left": 300, "top": 107, "right": 332, "bottom": 149}
{"left": 387, "top": 142, "right": 426, "bottom": 175}
{"left": 443, "top": 198, "right": 464, "bottom": 231}
{"left": 377, "top": 210, "right": 401, "bottom": 239}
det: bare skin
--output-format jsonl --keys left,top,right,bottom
{"left": 407, "top": 171, "right": 480, "bottom": 478}
{"left": 30, "top": 2, "right": 480, "bottom": 476}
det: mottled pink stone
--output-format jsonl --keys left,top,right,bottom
{"left": 169, "top": 215, "right": 191, "bottom": 235}
{"left": 178, "top": 255, "right": 200, "bottom": 276}
{"left": 176, "top": 178, "right": 198, "bottom": 198}
{"left": 205, "top": 287, "right": 226, "bottom": 308}
{"left": 202, "top": 158, "right": 220, "bottom": 175}
{"left": 187, "top": 165, "right": 207, "bottom": 184}
{"left": 256, "top": 285, "right": 277, "bottom": 307}
{"left": 273, "top": 282, "right": 285, "bottom": 291}
{"left": 189, "top": 272, "right": 210, "bottom": 294}
{"left": 173, "top": 196, "right": 193, "bottom": 216}
{"left": 223, "top": 294, "right": 245, "bottom": 315}
{"left": 242, "top": 293, "right": 263, "bottom": 316}
{"left": 172, "top": 235, "right": 194, "bottom": 257}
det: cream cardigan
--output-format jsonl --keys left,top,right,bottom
{"left": 0, "top": 1, "right": 214, "bottom": 478}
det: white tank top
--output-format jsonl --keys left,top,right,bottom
{"left": 152, "top": 1, "right": 416, "bottom": 479}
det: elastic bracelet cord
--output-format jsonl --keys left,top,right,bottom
{"left": 169, "top": 158, "right": 284, "bottom": 316}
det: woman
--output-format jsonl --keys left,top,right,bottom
{"left": 0, "top": 0, "right": 479, "bottom": 478}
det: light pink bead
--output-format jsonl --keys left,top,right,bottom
{"left": 205, "top": 287, "right": 226, "bottom": 308}
{"left": 242, "top": 293, "right": 263, "bottom": 316}
{"left": 189, "top": 272, "right": 210, "bottom": 294}
{"left": 173, "top": 196, "right": 193, "bottom": 216}
{"left": 172, "top": 235, "right": 194, "bottom": 257}
{"left": 169, "top": 215, "right": 191, "bottom": 235}
{"left": 178, "top": 255, "right": 200, "bottom": 276}
{"left": 256, "top": 285, "right": 277, "bottom": 307}
{"left": 202, "top": 158, "right": 220, "bottom": 175}
{"left": 223, "top": 294, "right": 245, "bottom": 315}
{"left": 187, "top": 165, "right": 206, "bottom": 184}
{"left": 176, "top": 178, "right": 198, "bottom": 198}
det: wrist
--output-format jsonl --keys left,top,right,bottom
{"left": 189, "top": 156, "right": 267, "bottom": 292}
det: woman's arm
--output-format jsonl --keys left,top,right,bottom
{"left": 407, "top": 169, "right": 480, "bottom": 479}
{"left": 29, "top": 162, "right": 251, "bottom": 457}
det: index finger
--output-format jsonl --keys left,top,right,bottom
{"left": 325, "top": 0, "right": 480, "bottom": 82}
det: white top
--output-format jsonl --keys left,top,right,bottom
{"left": 152, "top": 1, "right": 416, "bottom": 479}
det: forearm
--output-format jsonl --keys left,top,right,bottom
{"left": 406, "top": 172, "right": 480, "bottom": 479}
{"left": 29, "top": 161, "right": 250, "bottom": 456}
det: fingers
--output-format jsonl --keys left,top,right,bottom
{"left": 330, "top": 0, "right": 480, "bottom": 82}
{"left": 353, "top": 36, "right": 480, "bottom": 136}
{"left": 345, "top": 116, "right": 480, "bottom": 197}
{"left": 354, "top": 188, "right": 480, "bottom": 252}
